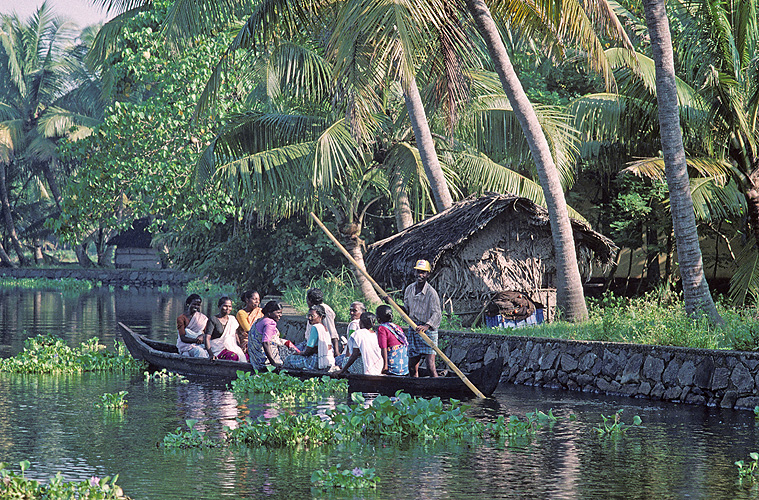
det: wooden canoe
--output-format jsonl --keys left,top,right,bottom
{"left": 118, "top": 322, "right": 503, "bottom": 398}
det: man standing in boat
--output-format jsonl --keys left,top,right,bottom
{"left": 403, "top": 259, "right": 442, "bottom": 377}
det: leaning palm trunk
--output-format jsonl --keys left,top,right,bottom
{"left": 0, "top": 163, "right": 28, "bottom": 266}
{"left": 403, "top": 76, "right": 453, "bottom": 212}
{"left": 343, "top": 235, "right": 382, "bottom": 305}
{"left": 391, "top": 171, "right": 414, "bottom": 231}
{"left": 641, "top": 0, "right": 723, "bottom": 324}
{"left": 465, "top": 0, "right": 588, "bottom": 321}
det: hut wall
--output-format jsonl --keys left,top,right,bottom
{"left": 431, "top": 213, "right": 557, "bottom": 322}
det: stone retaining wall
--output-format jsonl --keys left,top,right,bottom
{"left": 279, "top": 315, "right": 759, "bottom": 410}
{"left": 0, "top": 267, "right": 194, "bottom": 287}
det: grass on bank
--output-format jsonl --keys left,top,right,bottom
{"left": 282, "top": 272, "right": 759, "bottom": 352}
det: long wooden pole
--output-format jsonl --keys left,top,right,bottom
{"left": 309, "top": 212, "right": 487, "bottom": 399}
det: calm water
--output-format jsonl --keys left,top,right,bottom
{"left": 1, "top": 287, "right": 759, "bottom": 499}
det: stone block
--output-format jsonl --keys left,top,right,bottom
{"left": 721, "top": 390, "right": 738, "bottom": 408}
{"left": 621, "top": 353, "right": 644, "bottom": 384}
{"left": 484, "top": 345, "right": 500, "bottom": 365}
{"left": 560, "top": 353, "right": 579, "bottom": 372}
{"left": 693, "top": 357, "right": 714, "bottom": 388}
{"left": 601, "top": 350, "right": 621, "bottom": 378}
{"left": 663, "top": 386, "right": 683, "bottom": 400}
{"left": 579, "top": 352, "right": 598, "bottom": 372}
{"left": 662, "top": 359, "right": 681, "bottom": 385}
{"left": 450, "top": 346, "right": 467, "bottom": 365}
{"left": 677, "top": 361, "right": 697, "bottom": 386}
{"left": 642, "top": 355, "right": 665, "bottom": 382}
{"left": 557, "top": 371, "right": 569, "bottom": 386}
{"left": 637, "top": 382, "right": 652, "bottom": 396}
{"left": 596, "top": 378, "right": 620, "bottom": 392}
{"left": 711, "top": 367, "right": 730, "bottom": 390}
{"left": 731, "top": 363, "right": 755, "bottom": 393}
{"left": 466, "top": 343, "right": 487, "bottom": 362}
{"left": 650, "top": 382, "right": 666, "bottom": 399}
{"left": 576, "top": 374, "right": 595, "bottom": 387}
{"left": 539, "top": 349, "right": 559, "bottom": 370}
{"left": 736, "top": 397, "right": 759, "bottom": 409}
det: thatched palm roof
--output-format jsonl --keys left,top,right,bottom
{"left": 366, "top": 193, "right": 617, "bottom": 284}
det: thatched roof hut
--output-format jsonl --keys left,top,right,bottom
{"left": 365, "top": 193, "right": 617, "bottom": 323}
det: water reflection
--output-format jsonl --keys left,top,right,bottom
{"left": 2, "top": 288, "right": 759, "bottom": 499}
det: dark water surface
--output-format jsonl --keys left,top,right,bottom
{"left": 1, "top": 287, "right": 759, "bottom": 499}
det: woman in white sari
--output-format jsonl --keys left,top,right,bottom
{"left": 204, "top": 297, "right": 246, "bottom": 361}
{"left": 283, "top": 304, "right": 335, "bottom": 370}
{"left": 176, "top": 294, "right": 209, "bottom": 358}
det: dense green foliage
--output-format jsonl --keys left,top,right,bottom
{"left": 282, "top": 267, "right": 368, "bottom": 322}
{"left": 231, "top": 370, "right": 348, "bottom": 402}
{"left": 0, "top": 334, "right": 146, "bottom": 374}
{"left": 54, "top": 2, "right": 240, "bottom": 254}
{"left": 0, "top": 461, "right": 128, "bottom": 499}
{"left": 227, "top": 412, "right": 338, "bottom": 448}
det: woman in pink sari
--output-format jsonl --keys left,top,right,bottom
{"left": 176, "top": 294, "right": 209, "bottom": 358}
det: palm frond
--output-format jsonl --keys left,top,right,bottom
{"left": 456, "top": 150, "right": 587, "bottom": 221}
{"left": 689, "top": 177, "right": 746, "bottom": 221}
{"left": 85, "top": 6, "right": 149, "bottom": 69}
{"left": 729, "top": 241, "right": 759, "bottom": 305}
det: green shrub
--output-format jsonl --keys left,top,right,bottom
{"left": 282, "top": 267, "right": 367, "bottom": 322}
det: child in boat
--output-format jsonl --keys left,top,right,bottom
{"left": 376, "top": 305, "right": 409, "bottom": 375}
{"left": 176, "top": 294, "right": 209, "bottom": 358}
{"left": 334, "top": 301, "right": 365, "bottom": 367}
{"left": 283, "top": 304, "right": 335, "bottom": 371}
{"left": 334, "top": 312, "right": 383, "bottom": 376}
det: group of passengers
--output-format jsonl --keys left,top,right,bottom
{"left": 175, "top": 259, "right": 442, "bottom": 377}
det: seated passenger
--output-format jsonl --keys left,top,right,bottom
{"left": 176, "top": 294, "right": 209, "bottom": 358}
{"left": 236, "top": 290, "right": 263, "bottom": 355}
{"left": 376, "top": 305, "right": 409, "bottom": 375}
{"left": 283, "top": 304, "right": 335, "bottom": 371}
{"left": 249, "top": 300, "right": 298, "bottom": 370}
{"left": 335, "top": 312, "right": 382, "bottom": 376}
{"left": 204, "top": 296, "right": 246, "bottom": 361}
{"left": 300, "top": 288, "right": 341, "bottom": 356}
{"left": 334, "top": 301, "right": 365, "bottom": 367}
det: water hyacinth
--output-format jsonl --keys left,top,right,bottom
{"left": 0, "top": 334, "right": 145, "bottom": 374}
{"left": 311, "top": 465, "right": 379, "bottom": 489}
{"left": 230, "top": 370, "right": 347, "bottom": 402}
{"left": 0, "top": 461, "right": 128, "bottom": 499}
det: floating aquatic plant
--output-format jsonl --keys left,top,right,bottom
{"left": 0, "top": 460, "right": 128, "bottom": 499}
{"left": 311, "top": 465, "right": 379, "bottom": 489}
{"left": 144, "top": 369, "right": 188, "bottom": 384}
{"left": 94, "top": 391, "right": 128, "bottom": 409}
{"left": 0, "top": 335, "right": 146, "bottom": 374}
{"left": 230, "top": 369, "right": 347, "bottom": 401}
{"left": 163, "top": 419, "right": 219, "bottom": 449}
{"left": 226, "top": 412, "right": 337, "bottom": 448}
{"left": 595, "top": 409, "right": 642, "bottom": 435}
{"left": 736, "top": 452, "right": 759, "bottom": 482}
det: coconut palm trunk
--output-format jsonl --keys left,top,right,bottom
{"left": 391, "top": 170, "right": 414, "bottom": 231}
{"left": 0, "top": 235, "right": 14, "bottom": 266}
{"left": 342, "top": 232, "right": 382, "bottom": 305}
{"left": 465, "top": 0, "right": 588, "bottom": 321}
{"left": 403, "top": 77, "right": 453, "bottom": 212}
{"left": 640, "top": 0, "right": 723, "bottom": 323}
{"left": 0, "top": 162, "right": 28, "bottom": 266}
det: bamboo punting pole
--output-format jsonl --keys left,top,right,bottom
{"left": 309, "top": 212, "right": 487, "bottom": 399}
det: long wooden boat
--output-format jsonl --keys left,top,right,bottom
{"left": 118, "top": 322, "right": 503, "bottom": 398}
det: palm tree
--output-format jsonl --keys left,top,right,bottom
{"left": 634, "top": 0, "right": 722, "bottom": 323}
{"left": 0, "top": 4, "right": 102, "bottom": 266}
{"left": 463, "top": 0, "right": 591, "bottom": 320}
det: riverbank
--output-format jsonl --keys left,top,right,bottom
{"left": 0, "top": 267, "right": 194, "bottom": 287}
{"left": 276, "top": 315, "right": 759, "bottom": 411}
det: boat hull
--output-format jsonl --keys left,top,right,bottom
{"left": 119, "top": 322, "right": 502, "bottom": 398}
